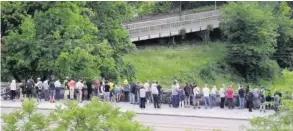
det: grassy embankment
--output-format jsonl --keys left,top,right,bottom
{"left": 124, "top": 42, "right": 231, "bottom": 88}
{"left": 124, "top": 42, "right": 293, "bottom": 89}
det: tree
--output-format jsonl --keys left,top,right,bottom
{"left": 1, "top": 2, "right": 136, "bottom": 82}
{"left": 86, "top": 1, "right": 136, "bottom": 82}
{"left": 1, "top": 98, "right": 151, "bottom": 131}
{"left": 272, "top": 2, "right": 293, "bottom": 70}
{"left": 220, "top": 2, "right": 279, "bottom": 82}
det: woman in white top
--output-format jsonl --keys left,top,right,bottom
{"left": 219, "top": 84, "right": 226, "bottom": 108}
{"left": 193, "top": 85, "right": 201, "bottom": 109}
{"left": 10, "top": 80, "right": 17, "bottom": 101}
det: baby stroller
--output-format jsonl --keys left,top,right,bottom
{"left": 1, "top": 87, "right": 11, "bottom": 100}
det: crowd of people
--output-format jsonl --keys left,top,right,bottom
{"left": 7, "top": 77, "right": 286, "bottom": 113}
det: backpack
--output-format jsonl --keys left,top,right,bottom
{"left": 49, "top": 81, "right": 55, "bottom": 89}
{"left": 26, "top": 80, "right": 34, "bottom": 89}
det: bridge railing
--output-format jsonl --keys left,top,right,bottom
{"left": 124, "top": 10, "right": 220, "bottom": 30}
{"left": 127, "top": 15, "right": 220, "bottom": 37}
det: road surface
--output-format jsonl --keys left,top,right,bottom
{"left": 1, "top": 107, "right": 249, "bottom": 131}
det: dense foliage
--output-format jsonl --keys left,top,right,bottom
{"left": 1, "top": 1, "right": 135, "bottom": 82}
{"left": 220, "top": 1, "right": 293, "bottom": 82}
{"left": 1, "top": 98, "right": 150, "bottom": 131}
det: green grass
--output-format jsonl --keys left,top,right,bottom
{"left": 123, "top": 43, "right": 227, "bottom": 87}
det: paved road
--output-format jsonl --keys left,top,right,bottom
{"left": 1, "top": 107, "right": 248, "bottom": 131}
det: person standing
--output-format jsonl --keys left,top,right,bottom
{"left": 219, "top": 84, "right": 226, "bottom": 109}
{"left": 114, "top": 84, "right": 122, "bottom": 102}
{"left": 76, "top": 79, "right": 84, "bottom": 103}
{"left": 238, "top": 85, "right": 245, "bottom": 109}
{"left": 63, "top": 77, "right": 70, "bottom": 100}
{"left": 130, "top": 82, "right": 136, "bottom": 104}
{"left": 144, "top": 81, "right": 151, "bottom": 106}
{"left": 42, "top": 79, "right": 50, "bottom": 101}
{"left": 193, "top": 85, "right": 201, "bottom": 109}
{"left": 178, "top": 87, "right": 185, "bottom": 108}
{"left": 139, "top": 86, "right": 146, "bottom": 109}
{"left": 151, "top": 81, "right": 159, "bottom": 108}
{"left": 86, "top": 80, "right": 92, "bottom": 100}
{"left": 123, "top": 80, "right": 130, "bottom": 102}
{"left": 226, "top": 85, "right": 234, "bottom": 109}
{"left": 54, "top": 79, "right": 61, "bottom": 101}
{"left": 259, "top": 91, "right": 266, "bottom": 113}
{"left": 184, "top": 83, "right": 192, "bottom": 108}
{"left": 26, "top": 78, "right": 34, "bottom": 99}
{"left": 19, "top": 80, "right": 26, "bottom": 102}
{"left": 253, "top": 88, "right": 260, "bottom": 109}
{"left": 274, "top": 94, "right": 280, "bottom": 113}
{"left": 156, "top": 81, "right": 162, "bottom": 108}
{"left": 171, "top": 80, "right": 180, "bottom": 108}
{"left": 210, "top": 85, "right": 217, "bottom": 108}
{"left": 49, "top": 78, "right": 56, "bottom": 103}
{"left": 35, "top": 78, "right": 43, "bottom": 102}
{"left": 103, "top": 80, "right": 111, "bottom": 102}
{"left": 10, "top": 80, "right": 17, "bottom": 101}
{"left": 202, "top": 84, "right": 211, "bottom": 109}
{"left": 68, "top": 79, "right": 76, "bottom": 100}
{"left": 247, "top": 90, "right": 254, "bottom": 112}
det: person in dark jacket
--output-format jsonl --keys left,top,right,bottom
{"left": 130, "top": 82, "right": 136, "bottom": 104}
{"left": 86, "top": 80, "right": 92, "bottom": 100}
{"left": 247, "top": 91, "right": 254, "bottom": 112}
{"left": 184, "top": 83, "right": 192, "bottom": 108}
{"left": 245, "top": 85, "right": 250, "bottom": 108}
{"left": 156, "top": 81, "right": 162, "bottom": 108}
{"left": 238, "top": 86, "right": 245, "bottom": 109}
{"left": 26, "top": 78, "right": 35, "bottom": 99}
{"left": 178, "top": 87, "right": 185, "bottom": 108}
{"left": 49, "top": 78, "right": 56, "bottom": 103}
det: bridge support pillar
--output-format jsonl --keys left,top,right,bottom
{"left": 159, "top": 33, "right": 161, "bottom": 37}
{"left": 138, "top": 36, "right": 140, "bottom": 41}
{"left": 148, "top": 34, "right": 150, "bottom": 39}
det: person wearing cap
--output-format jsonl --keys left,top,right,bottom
{"left": 35, "top": 78, "right": 43, "bottom": 102}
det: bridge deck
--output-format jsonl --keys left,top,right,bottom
{"left": 123, "top": 10, "right": 220, "bottom": 42}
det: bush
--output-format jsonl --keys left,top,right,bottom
{"left": 258, "top": 59, "right": 281, "bottom": 80}
{"left": 1, "top": 98, "right": 150, "bottom": 131}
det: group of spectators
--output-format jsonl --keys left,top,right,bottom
{"left": 8, "top": 78, "right": 288, "bottom": 113}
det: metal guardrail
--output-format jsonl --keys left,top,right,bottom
{"left": 123, "top": 10, "right": 220, "bottom": 41}
{"left": 124, "top": 10, "right": 220, "bottom": 30}
{"left": 128, "top": 15, "right": 220, "bottom": 37}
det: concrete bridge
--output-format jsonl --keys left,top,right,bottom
{"left": 123, "top": 10, "right": 220, "bottom": 42}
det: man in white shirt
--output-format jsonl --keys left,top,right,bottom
{"left": 210, "top": 85, "right": 217, "bottom": 108}
{"left": 219, "top": 84, "right": 226, "bottom": 108}
{"left": 193, "top": 85, "right": 201, "bottom": 109}
{"left": 35, "top": 78, "right": 43, "bottom": 102}
{"left": 202, "top": 84, "right": 211, "bottom": 109}
{"left": 76, "top": 79, "right": 84, "bottom": 103}
{"left": 171, "top": 80, "right": 180, "bottom": 108}
{"left": 139, "top": 86, "right": 146, "bottom": 109}
{"left": 42, "top": 79, "right": 50, "bottom": 101}
{"left": 54, "top": 79, "right": 61, "bottom": 101}
{"left": 151, "top": 81, "right": 159, "bottom": 108}
{"left": 10, "top": 80, "right": 17, "bottom": 101}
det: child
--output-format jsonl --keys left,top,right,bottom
{"left": 178, "top": 87, "right": 185, "bottom": 108}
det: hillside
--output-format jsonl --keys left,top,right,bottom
{"left": 123, "top": 42, "right": 230, "bottom": 88}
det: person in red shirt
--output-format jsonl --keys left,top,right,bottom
{"left": 226, "top": 85, "right": 234, "bottom": 109}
